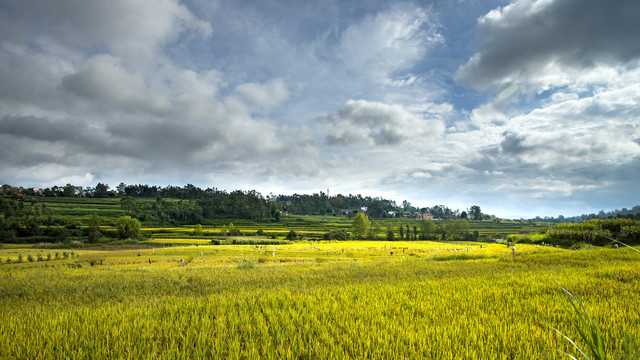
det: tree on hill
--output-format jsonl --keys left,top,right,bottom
{"left": 351, "top": 213, "right": 371, "bottom": 239}
{"left": 120, "top": 196, "right": 138, "bottom": 217}
{"left": 469, "top": 205, "right": 482, "bottom": 221}
{"left": 446, "top": 220, "right": 470, "bottom": 240}
{"left": 419, "top": 219, "right": 437, "bottom": 240}
{"left": 94, "top": 183, "right": 110, "bottom": 198}
{"left": 116, "top": 216, "right": 141, "bottom": 239}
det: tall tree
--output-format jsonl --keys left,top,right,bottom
{"left": 469, "top": 205, "right": 483, "bottom": 220}
{"left": 120, "top": 196, "right": 138, "bottom": 217}
{"left": 94, "top": 183, "right": 110, "bottom": 198}
{"left": 351, "top": 213, "right": 371, "bottom": 239}
{"left": 419, "top": 219, "right": 437, "bottom": 240}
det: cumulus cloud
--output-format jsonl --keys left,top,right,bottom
{"left": 62, "top": 54, "right": 172, "bottom": 114}
{"left": 3, "top": 0, "right": 211, "bottom": 65}
{"left": 453, "top": 73, "right": 640, "bottom": 203}
{"left": 324, "top": 99, "right": 444, "bottom": 147}
{"left": 499, "top": 131, "right": 527, "bottom": 155}
{"left": 338, "top": 5, "right": 442, "bottom": 86}
{"left": 232, "top": 78, "right": 290, "bottom": 111}
{"left": 0, "top": 0, "right": 309, "bottom": 188}
{"left": 456, "top": 0, "right": 640, "bottom": 90}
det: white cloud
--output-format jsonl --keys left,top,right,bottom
{"left": 456, "top": 0, "right": 640, "bottom": 91}
{"left": 5, "top": 0, "right": 211, "bottom": 65}
{"left": 233, "top": 78, "right": 290, "bottom": 111}
{"left": 324, "top": 99, "right": 445, "bottom": 147}
{"left": 337, "top": 5, "right": 442, "bottom": 86}
{"left": 62, "top": 54, "right": 172, "bottom": 114}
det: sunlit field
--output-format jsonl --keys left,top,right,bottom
{"left": 1, "top": 241, "right": 639, "bottom": 359}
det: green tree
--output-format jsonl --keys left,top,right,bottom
{"left": 94, "top": 183, "right": 110, "bottom": 198}
{"left": 120, "top": 196, "right": 138, "bottom": 217}
{"left": 351, "top": 213, "right": 371, "bottom": 239}
{"left": 419, "top": 219, "right": 437, "bottom": 240}
{"left": 386, "top": 229, "right": 395, "bottom": 241}
{"left": 286, "top": 230, "right": 299, "bottom": 240}
{"left": 469, "top": 205, "right": 482, "bottom": 221}
{"left": 116, "top": 216, "right": 141, "bottom": 239}
{"left": 446, "top": 220, "right": 470, "bottom": 240}
{"left": 86, "top": 214, "right": 102, "bottom": 243}
{"left": 367, "top": 222, "right": 381, "bottom": 240}
{"left": 193, "top": 224, "right": 204, "bottom": 237}
{"left": 63, "top": 183, "right": 77, "bottom": 197}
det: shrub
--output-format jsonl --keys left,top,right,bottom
{"left": 116, "top": 216, "right": 141, "bottom": 240}
{"left": 285, "top": 230, "right": 299, "bottom": 240}
{"left": 193, "top": 224, "right": 204, "bottom": 237}
{"left": 232, "top": 239, "right": 291, "bottom": 245}
{"left": 386, "top": 230, "right": 395, "bottom": 241}
{"left": 323, "top": 230, "right": 349, "bottom": 240}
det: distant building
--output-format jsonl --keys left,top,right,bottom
{"left": 422, "top": 213, "right": 434, "bottom": 220}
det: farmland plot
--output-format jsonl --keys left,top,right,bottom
{"left": 1, "top": 242, "right": 638, "bottom": 359}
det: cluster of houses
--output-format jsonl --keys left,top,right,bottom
{"left": 334, "top": 206, "right": 436, "bottom": 220}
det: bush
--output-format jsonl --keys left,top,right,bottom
{"left": 323, "top": 230, "right": 349, "bottom": 240}
{"left": 570, "top": 242, "right": 596, "bottom": 250}
{"left": 116, "top": 216, "right": 141, "bottom": 239}
{"left": 543, "top": 218, "right": 640, "bottom": 247}
{"left": 285, "top": 230, "right": 299, "bottom": 240}
{"left": 46, "top": 226, "right": 70, "bottom": 243}
{"left": 386, "top": 230, "right": 395, "bottom": 241}
{"left": 232, "top": 239, "right": 291, "bottom": 245}
{"left": 193, "top": 224, "right": 204, "bottom": 237}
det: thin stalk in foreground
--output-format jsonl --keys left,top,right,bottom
{"left": 553, "top": 279, "right": 607, "bottom": 360}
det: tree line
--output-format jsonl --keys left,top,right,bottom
{"left": 529, "top": 205, "right": 640, "bottom": 223}
{"left": 2, "top": 183, "right": 487, "bottom": 221}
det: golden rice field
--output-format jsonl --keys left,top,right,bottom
{"left": 1, "top": 241, "right": 639, "bottom": 359}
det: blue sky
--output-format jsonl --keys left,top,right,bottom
{"left": 1, "top": 0, "right": 639, "bottom": 218}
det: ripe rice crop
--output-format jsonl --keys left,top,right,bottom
{"left": 1, "top": 242, "right": 638, "bottom": 358}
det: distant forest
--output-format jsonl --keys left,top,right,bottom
{"left": 2, "top": 183, "right": 638, "bottom": 222}
{"left": 530, "top": 206, "right": 640, "bottom": 223}
{"left": 1, "top": 183, "right": 487, "bottom": 222}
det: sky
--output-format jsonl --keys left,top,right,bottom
{"left": 1, "top": 0, "right": 639, "bottom": 218}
